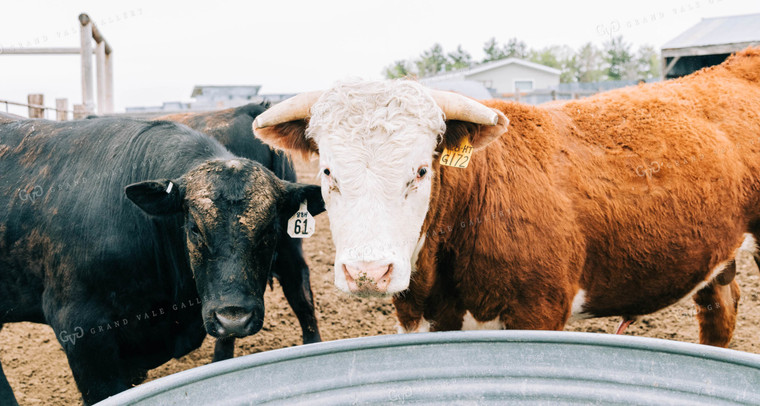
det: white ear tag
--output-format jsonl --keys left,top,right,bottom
{"left": 166, "top": 182, "right": 174, "bottom": 194}
{"left": 287, "top": 201, "right": 315, "bottom": 238}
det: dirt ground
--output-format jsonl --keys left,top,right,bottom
{"left": 2, "top": 159, "right": 760, "bottom": 405}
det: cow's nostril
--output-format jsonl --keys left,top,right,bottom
{"left": 343, "top": 261, "right": 394, "bottom": 293}
{"left": 214, "top": 307, "right": 252, "bottom": 330}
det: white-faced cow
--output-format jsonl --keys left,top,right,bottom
{"left": 0, "top": 117, "right": 323, "bottom": 404}
{"left": 253, "top": 48, "right": 760, "bottom": 348}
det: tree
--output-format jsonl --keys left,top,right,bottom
{"left": 603, "top": 36, "right": 637, "bottom": 80}
{"left": 482, "top": 37, "right": 507, "bottom": 63}
{"left": 446, "top": 45, "right": 473, "bottom": 71}
{"left": 383, "top": 60, "right": 415, "bottom": 79}
{"left": 573, "top": 42, "right": 605, "bottom": 83}
{"left": 505, "top": 37, "right": 529, "bottom": 59}
{"left": 529, "top": 45, "right": 576, "bottom": 83}
{"left": 636, "top": 45, "right": 661, "bottom": 80}
{"left": 416, "top": 43, "right": 447, "bottom": 77}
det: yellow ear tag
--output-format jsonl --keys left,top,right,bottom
{"left": 287, "top": 201, "right": 315, "bottom": 238}
{"left": 440, "top": 137, "right": 474, "bottom": 168}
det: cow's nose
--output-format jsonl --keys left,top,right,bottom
{"left": 214, "top": 306, "right": 255, "bottom": 337}
{"left": 343, "top": 261, "right": 394, "bottom": 294}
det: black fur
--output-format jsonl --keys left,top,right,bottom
{"left": 0, "top": 117, "right": 323, "bottom": 404}
{"left": 154, "top": 104, "right": 322, "bottom": 361}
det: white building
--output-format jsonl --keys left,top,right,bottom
{"left": 420, "top": 58, "right": 561, "bottom": 96}
{"left": 190, "top": 85, "right": 262, "bottom": 110}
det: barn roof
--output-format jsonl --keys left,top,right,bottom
{"left": 662, "top": 13, "right": 760, "bottom": 51}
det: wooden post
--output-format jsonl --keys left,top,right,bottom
{"left": 73, "top": 104, "right": 88, "bottom": 120}
{"left": 56, "top": 98, "right": 69, "bottom": 121}
{"left": 551, "top": 90, "right": 557, "bottom": 101}
{"left": 105, "top": 52, "right": 114, "bottom": 113}
{"left": 80, "top": 15, "right": 94, "bottom": 115}
{"left": 96, "top": 41, "right": 107, "bottom": 114}
{"left": 27, "top": 94, "right": 44, "bottom": 118}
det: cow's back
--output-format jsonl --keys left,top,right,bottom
{"left": 155, "top": 103, "right": 297, "bottom": 182}
{"left": 475, "top": 49, "right": 760, "bottom": 317}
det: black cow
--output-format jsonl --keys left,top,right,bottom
{"left": 0, "top": 118, "right": 324, "bottom": 404}
{"left": 154, "top": 103, "right": 321, "bottom": 361}
{"left": 0, "top": 112, "right": 22, "bottom": 122}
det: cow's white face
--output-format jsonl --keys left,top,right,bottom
{"left": 307, "top": 81, "right": 446, "bottom": 295}
{"left": 253, "top": 79, "right": 508, "bottom": 297}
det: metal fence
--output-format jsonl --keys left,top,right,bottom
{"left": 0, "top": 95, "right": 73, "bottom": 120}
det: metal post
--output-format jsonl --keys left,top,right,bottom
{"left": 96, "top": 41, "right": 107, "bottom": 114}
{"left": 80, "top": 15, "right": 95, "bottom": 115}
{"left": 56, "top": 98, "right": 69, "bottom": 121}
{"left": 73, "top": 104, "right": 88, "bottom": 119}
{"left": 105, "top": 52, "right": 114, "bottom": 113}
{"left": 27, "top": 94, "right": 44, "bottom": 118}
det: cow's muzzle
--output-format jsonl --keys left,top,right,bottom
{"left": 206, "top": 304, "right": 263, "bottom": 338}
{"left": 343, "top": 261, "right": 394, "bottom": 295}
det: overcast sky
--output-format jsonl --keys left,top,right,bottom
{"left": 1, "top": 0, "right": 759, "bottom": 113}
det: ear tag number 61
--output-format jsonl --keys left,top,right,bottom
{"left": 288, "top": 201, "right": 315, "bottom": 238}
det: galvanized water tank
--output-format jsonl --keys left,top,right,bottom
{"left": 96, "top": 331, "right": 760, "bottom": 405}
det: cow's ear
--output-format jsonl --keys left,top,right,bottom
{"left": 254, "top": 120, "right": 318, "bottom": 160}
{"left": 440, "top": 108, "right": 509, "bottom": 151}
{"left": 281, "top": 182, "right": 325, "bottom": 218}
{"left": 125, "top": 179, "right": 184, "bottom": 216}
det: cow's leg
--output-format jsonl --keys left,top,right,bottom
{"left": 693, "top": 279, "right": 740, "bottom": 347}
{"left": 212, "top": 337, "right": 236, "bottom": 362}
{"left": 275, "top": 239, "right": 321, "bottom": 344}
{"left": 614, "top": 317, "right": 637, "bottom": 335}
{"left": 47, "top": 305, "right": 129, "bottom": 405}
{"left": 0, "top": 326, "right": 19, "bottom": 406}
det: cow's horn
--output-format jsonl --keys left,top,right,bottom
{"left": 252, "top": 91, "right": 323, "bottom": 129}
{"left": 430, "top": 90, "right": 499, "bottom": 125}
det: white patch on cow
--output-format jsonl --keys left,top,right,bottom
{"left": 568, "top": 289, "right": 593, "bottom": 320}
{"left": 310, "top": 80, "right": 446, "bottom": 294}
{"left": 678, "top": 234, "right": 756, "bottom": 303}
{"left": 461, "top": 311, "right": 504, "bottom": 330}
{"left": 225, "top": 159, "right": 242, "bottom": 170}
{"left": 396, "top": 318, "right": 432, "bottom": 334}
{"left": 410, "top": 235, "right": 426, "bottom": 273}
{"left": 680, "top": 261, "right": 730, "bottom": 303}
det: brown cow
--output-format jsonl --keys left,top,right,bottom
{"left": 253, "top": 48, "right": 760, "bottom": 347}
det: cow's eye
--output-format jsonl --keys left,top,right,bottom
{"left": 189, "top": 223, "right": 201, "bottom": 236}
{"left": 416, "top": 166, "right": 428, "bottom": 180}
{"left": 322, "top": 168, "right": 331, "bottom": 177}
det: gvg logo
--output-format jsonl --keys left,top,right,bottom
{"left": 18, "top": 185, "right": 43, "bottom": 202}
{"left": 635, "top": 161, "right": 661, "bottom": 177}
{"left": 596, "top": 20, "right": 620, "bottom": 38}
{"left": 59, "top": 327, "right": 85, "bottom": 345}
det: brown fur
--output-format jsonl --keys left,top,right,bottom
{"left": 393, "top": 48, "right": 760, "bottom": 346}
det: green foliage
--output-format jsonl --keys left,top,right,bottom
{"left": 571, "top": 42, "right": 605, "bottom": 83}
{"left": 505, "top": 37, "right": 529, "bottom": 59}
{"left": 383, "top": 60, "right": 415, "bottom": 79}
{"left": 446, "top": 45, "right": 473, "bottom": 71}
{"left": 636, "top": 45, "right": 661, "bottom": 79}
{"left": 482, "top": 37, "right": 507, "bottom": 63}
{"left": 415, "top": 43, "right": 447, "bottom": 77}
{"left": 603, "top": 36, "right": 638, "bottom": 80}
